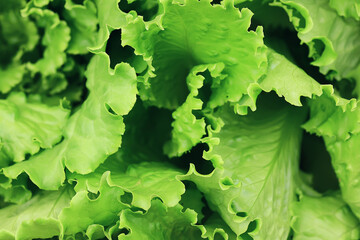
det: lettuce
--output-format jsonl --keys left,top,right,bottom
{"left": 1, "top": 0, "right": 360, "bottom": 239}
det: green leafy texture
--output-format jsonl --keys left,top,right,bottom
{"left": 183, "top": 94, "right": 307, "bottom": 239}
{"left": 201, "top": 213, "right": 237, "bottom": 240}
{"left": 0, "top": 187, "right": 74, "bottom": 240}
{"left": 118, "top": 0, "right": 160, "bottom": 21}
{"left": 91, "top": 0, "right": 127, "bottom": 51}
{"left": 59, "top": 172, "right": 128, "bottom": 235}
{"left": 0, "top": 185, "right": 31, "bottom": 205}
{"left": 122, "top": 0, "right": 267, "bottom": 112}
{"left": 2, "top": 142, "right": 67, "bottom": 190}
{"left": 303, "top": 85, "right": 360, "bottom": 141}
{"left": 2, "top": 53, "right": 138, "bottom": 190}
{"left": 64, "top": 0, "right": 98, "bottom": 54}
{"left": 22, "top": 7, "right": 71, "bottom": 77}
{"left": 303, "top": 87, "right": 360, "bottom": 218}
{"left": 0, "top": 0, "right": 39, "bottom": 93}
{"left": 329, "top": 0, "right": 360, "bottom": 20}
{"left": 0, "top": 173, "right": 32, "bottom": 204}
{"left": 273, "top": 0, "right": 360, "bottom": 86}
{"left": 118, "top": 199, "right": 203, "bottom": 240}
{"left": 179, "top": 184, "right": 205, "bottom": 222}
{"left": 164, "top": 63, "right": 226, "bottom": 157}
{"left": 0, "top": 92, "right": 69, "bottom": 166}
{"left": 260, "top": 49, "right": 322, "bottom": 106}
{"left": 291, "top": 194, "right": 360, "bottom": 240}
{"left": 84, "top": 221, "right": 121, "bottom": 240}
{"left": 69, "top": 156, "right": 186, "bottom": 210}
{"left": 63, "top": 53, "right": 137, "bottom": 173}
{"left": 0, "top": 65, "right": 25, "bottom": 94}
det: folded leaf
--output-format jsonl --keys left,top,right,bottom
{"left": 183, "top": 94, "right": 307, "bottom": 239}
{"left": 164, "top": 63, "right": 226, "bottom": 157}
{"left": 118, "top": 199, "right": 202, "bottom": 240}
{"left": 59, "top": 172, "right": 128, "bottom": 235}
{"left": 303, "top": 88, "right": 360, "bottom": 218}
{"left": 123, "top": 0, "right": 267, "bottom": 111}
{"left": 273, "top": 0, "right": 360, "bottom": 87}
{"left": 260, "top": 48, "right": 322, "bottom": 106}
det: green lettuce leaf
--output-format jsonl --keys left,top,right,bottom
{"left": 2, "top": 53, "right": 138, "bottom": 190}
{"left": 291, "top": 194, "right": 360, "bottom": 240}
{"left": 0, "top": 187, "right": 74, "bottom": 240}
{"left": 118, "top": 199, "right": 203, "bottom": 239}
{"left": 0, "top": 0, "right": 39, "bottom": 93}
{"left": 22, "top": 7, "right": 71, "bottom": 77}
{"left": 122, "top": 0, "right": 267, "bottom": 111}
{"left": 69, "top": 156, "right": 186, "bottom": 210}
{"left": 59, "top": 173, "right": 128, "bottom": 235}
{"left": 260, "top": 48, "right": 322, "bottom": 106}
{"left": 273, "top": 0, "right": 360, "bottom": 87}
{"left": 183, "top": 94, "right": 307, "bottom": 239}
{"left": 91, "top": 0, "right": 127, "bottom": 51}
{"left": 164, "top": 63, "right": 226, "bottom": 157}
{"left": 0, "top": 92, "right": 69, "bottom": 166}
{"left": 303, "top": 88, "right": 360, "bottom": 218}
{"left": 64, "top": 0, "right": 98, "bottom": 54}
{"left": 329, "top": 0, "right": 360, "bottom": 20}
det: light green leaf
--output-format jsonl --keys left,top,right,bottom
{"left": 0, "top": 187, "right": 74, "bottom": 240}
{"left": 303, "top": 85, "right": 360, "bottom": 141}
{"left": 273, "top": 0, "right": 360, "bottom": 86}
{"left": 303, "top": 88, "right": 360, "bottom": 218}
{"left": 59, "top": 173, "right": 128, "bottom": 235}
{"left": 123, "top": 0, "right": 267, "bottom": 111}
{"left": 91, "top": 0, "right": 127, "bottom": 51}
{"left": 164, "top": 63, "right": 226, "bottom": 157}
{"left": 23, "top": 8, "right": 71, "bottom": 77}
{"left": 329, "top": 0, "right": 360, "bottom": 20}
{"left": 118, "top": 199, "right": 202, "bottom": 240}
{"left": 0, "top": 92, "right": 69, "bottom": 166}
{"left": 2, "top": 142, "right": 67, "bottom": 190}
{"left": 0, "top": 65, "right": 24, "bottom": 95}
{"left": 63, "top": 53, "right": 137, "bottom": 173}
{"left": 2, "top": 53, "right": 138, "bottom": 190}
{"left": 291, "top": 194, "right": 360, "bottom": 240}
{"left": 183, "top": 94, "right": 307, "bottom": 239}
{"left": 69, "top": 156, "right": 185, "bottom": 210}
{"left": 64, "top": 0, "right": 98, "bottom": 54}
{"left": 260, "top": 48, "right": 322, "bottom": 106}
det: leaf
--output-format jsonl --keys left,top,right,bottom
{"left": 118, "top": 199, "right": 202, "bottom": 240}
{"left": 59, "top": 173, "right": 128, "bottom": 235}
{"left": 0, "top": 187, "right": 74, "bottom": 240}
{"left": 122, "top": 0, "right": 267, "bottom": 111}
{"left": 0, "top": 92, "right": 69, "bottom": 166}
{"left": 291, "top": 193, "right": 360, "bottom": 240}
{"left": 64, "top": 0, "right": 98, "bottom": 54}
{"left": 91, "top": 0, "right": 127, "bottom": 51}
{"left": 260, "top": 48, "right": 322, "bottom": 106}
{"left": 1, "top": 53, "right": 138, "bottom": 190}
{"left": 303, "top": 88, "right": 360, "bottom": 218}
{"left": 23, "top": 8, "right": 71, "bottom": 77}
{"left": 164, "top": 63, "right": 226, "bottom": 157}
{"left": 273, "top": 0, "right": 360, "bottom": 87}
{"left": 69, "top": 156, "right": 186, "bottom": 210}
{"left": 329, "top": 0, "right": 360, "bottom": 20}
{"left": 183, "top": 93, "right": 307, "bottom": 239}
